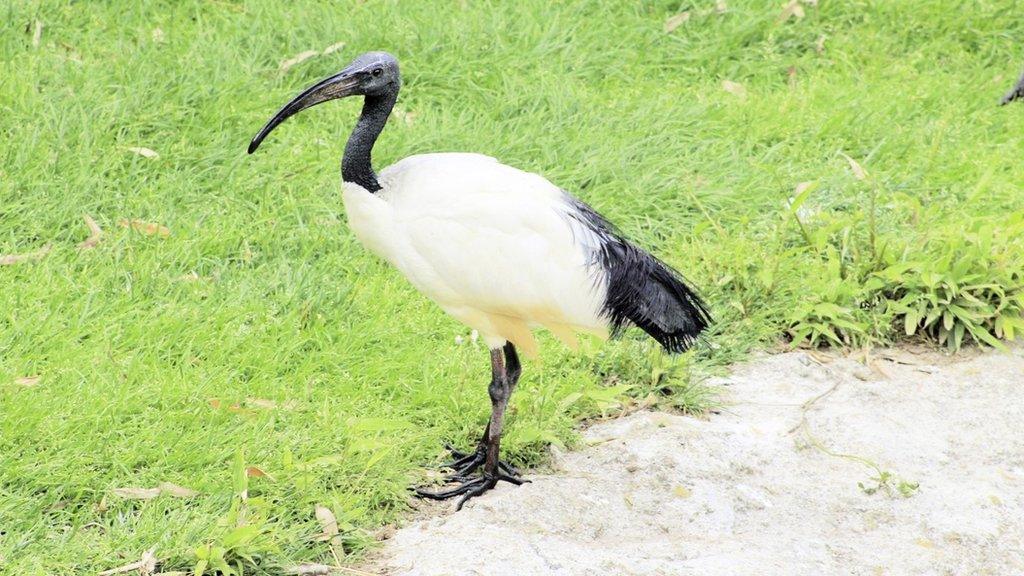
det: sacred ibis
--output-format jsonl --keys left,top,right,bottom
{"left": 248, "top": 52, "right": 711, "bottom": 508}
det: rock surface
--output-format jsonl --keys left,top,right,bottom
{"left": 366, "top": 346, "right": 1024, "bottom": 575}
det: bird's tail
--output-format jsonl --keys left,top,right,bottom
{"left": 598, "top": 239, "right": 711, "bottom": 353}
{"left": 561, "top": 194, "right": 711, "bottom": 353}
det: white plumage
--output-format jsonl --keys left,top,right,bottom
{"left": 344, "top": 152, "right": 608, "bottom": 356}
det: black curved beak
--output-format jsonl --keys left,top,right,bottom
{"left": 248, "top": 68, "right": 364, "bottom": 154}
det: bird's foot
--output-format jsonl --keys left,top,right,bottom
{"left": 441, "top": 443, "right": 519, "bottom": 480}
{"left": 415, "top": 470, "right": 525, "bottom": 510}
{"left": 414, "top": 443, "right": 527, "bottom": 509}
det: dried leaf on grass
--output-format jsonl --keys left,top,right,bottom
{"left": 32, "top": 20, "right": 43, "bottom": 47}
{"left": 663, "top": 11, "right": 690, "bottom": 33}
{"left": 212, "top": 397, "right": 300, "bottom": 413}
{"left": 15, "top": 375, "right": 41, "bottom": 387}
{"left": 722, "top": 80, "right": 747, "bottom": 98}
{"left": 207, "top": 398, "right": 255, "bottom": 415}
{"left": 283, "top": 564, "right": 334, "bottom": 576}
{"left": 794, "top": 181, "right": 815, "bottom": 197}
{"left": 127, "top": 147, "right": 159, "bottom": 159}
{"left": 112, "top": 482, "right": 198, "bottom": 500}
{"left": 315, "top": 505, "right": 340, "bottom": 541}
{"left": 156, "top": 482, "right": 198, "bottom": 498}
{"left": 322, "top": 41, "right": 346, "bottom": 55}
{"left": 715, "top": 0, "right": 728, "bottom": 14}
{"left": 1, "top": 243, "right": 52, "bottom": 265}
{"left": 839, "top": 152, "right": 868, "bottom": 180}
{"left": 246, "top": 397, "right": 298, "bottom": 410}
{"left": 98, "top": 547, "right": 157, "bottom": 576}
{"left": 247, "top": 398, "right": 278, "bottom": 409}
{"left": 246, "top": 466, "right": 274, "bottom": 480}
{"left": 119, "top": 218, "right": 170, "bottom": 237}
{"left": 778, "top": 0, "right": 805, "bottom": 22}
{"left": 78, "top": 214, "right": 103, "bottom": 249}
{"left": 316, "top": 504, "right": 347, "bottom": 564}
{"left": 815, "top": 34, "right": 827, "bottom": 54}
{"left": 280, "top": 50, "right": 319, "bottom": 71}
{"left": 111, "top": 487, "right": 162, "bottom": 500}
{"left": 280, "top": 41, "right": 347, "bottom": 73}
{"left": 152, "top": 28, "right": 165, "bottom": 43}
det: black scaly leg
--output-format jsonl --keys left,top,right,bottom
{"left": 416, "top": 343, "right": 526, "bottom": 509}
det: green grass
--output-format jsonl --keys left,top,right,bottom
{"left": 2, "top": 0, "right": 1023, "bottom": 573}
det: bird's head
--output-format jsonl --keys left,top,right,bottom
{"left": 248, "top": 51, "right": 400, "bottom": 154}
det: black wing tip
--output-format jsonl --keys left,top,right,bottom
{"left": 656, "top": 316, "right": 712, "bottom": 354}
{"left": 636, "top": 294, "right": 712, "bottom": 355}
{"left": 605, "top": 310, "right": 711, "bottom": 355}
{"left": 600, "top": 244, "right": 713, "bottom": 355}
{"left": 658, "top": 335, "right": 703, "bottom": 355}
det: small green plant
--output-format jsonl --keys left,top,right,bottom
{"left": 872, "top": 218, "right": 1024, "bottom": 351}
{"left": 785, "top": 250, "right": 874, "bottom": 348}
{"left": 193, "top": 451, "right": 278, "bottom": 576}
{"left": 858, "top": 470, "right": 920, "bottom": 498}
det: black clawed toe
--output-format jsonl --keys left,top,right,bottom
{"left": 415, "top": 470, "right": 526, "bottom": 510}
{"left": 439, "top": 444, "right": 519, "bottom": 480}
{"left": 442, "top": 443, "right": 471, "bottom": 463}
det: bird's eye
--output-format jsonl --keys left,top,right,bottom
{"left": 372, "top": 68, "right": 383, "bottom": 77}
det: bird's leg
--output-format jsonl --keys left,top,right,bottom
{"left": 476, "top": 341, "right": 522, "bottom": 481}
{"left": 438, "top": 342, "right": 522, "bottom": 479}
{"left": 416, "top": 343, "right": 526, "bottom": 509}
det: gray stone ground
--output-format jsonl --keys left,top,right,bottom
{"left": 364, "top": 345, "right": 1024, "bottom": 576}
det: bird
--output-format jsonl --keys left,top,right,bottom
{"left": 248, "top": 51, "right": 711, "bottom": 508}
{"left": 1002, "top": 68, "right": 1024, "bottom": 105}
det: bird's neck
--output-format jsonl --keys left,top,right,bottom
{"left": 343, "top": 90, "right": 397, "bottom": 193}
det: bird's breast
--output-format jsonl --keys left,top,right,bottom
{"left": 341, "top": 181, "right": 401, "bottom": 263}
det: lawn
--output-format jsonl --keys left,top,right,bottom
{"left": 2, "top": 0, "right": 1023, "bottom": 573}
